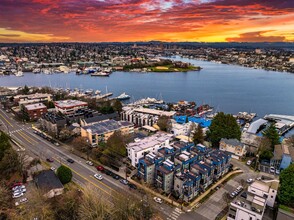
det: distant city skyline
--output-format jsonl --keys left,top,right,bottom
{"left": 0, "top": 0, "right": 293, "bottom": 43}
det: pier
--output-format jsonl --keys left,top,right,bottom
{"left": 264, "top": 114, "right": 294, "bottom": 135}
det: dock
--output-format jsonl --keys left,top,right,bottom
{"left": 264, "top": 114, "right": 294, "bottom": 135}
{"left": 95, "top": 93, "right": 113, "bottom": 99}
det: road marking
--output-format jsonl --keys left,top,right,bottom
{"left": 89, "top": 175, "right": 118, "bottom": 192}
{"left": 20, "top": 131, "right": 39, "bottom": 144}
{"left": 0, "top": 113, "right": 13, "bottom": 127}
{"left": 53, "top": 157, "right": 113, "bottom": 197}
{"left": 171, "top": 216, "right": 177, "bottom": 220}
{"left": 17, "top": 131, "right": 32, "bottom": 144}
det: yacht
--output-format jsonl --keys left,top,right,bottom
{"left": 32, "top": 68, "right": 41, "bottom": 74}
{"left": 15, "top": 71, "right": 24, "bottom": 77}
{"left": 117, "top": 92, "right": 130, "bottom": 100}
{"left": 91, "top": 71, "right": 110, "bottom": 77}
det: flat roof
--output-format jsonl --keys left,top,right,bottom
{"left": 134, "top": 108, "right": 176, "bottom": 117}
{"left": 250, "top": 181, "right": 270, "bottom": 193}
{"left": 142, "top": 125, "right": 157, "bottom": 132}
{"left": 83, "top": 119, "right": 133, "bottom": 135}
{"left": 54, "top": 100, "right": 88, "bottom": 108}
{"left": 25, "top": 103, "right": 46, "bottom": 110}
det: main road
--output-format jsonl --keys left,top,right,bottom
{"left": 0, "top": 106, "right": 190, "bottom": 220}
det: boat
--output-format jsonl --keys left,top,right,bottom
{"left": 117, "top": 92, "right": 130, "bottom": 100}
{"left": 15, "top": 71, "right": 24, "bottom": 77}
{"left": 32, "top": 68, "right": 41, "bottom": 74}
{"left": 91, "top": 72, "right": 110, "bottom": 77}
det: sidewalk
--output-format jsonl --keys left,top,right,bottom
{"left": 187, "top": 170, "right": 243, "bottom": 210}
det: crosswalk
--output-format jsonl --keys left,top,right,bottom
{"left": 167, "top": 208, "right": 182, "bottom": 220}
{"left": 10, "top": 128, "right": 26, "bottom": 134}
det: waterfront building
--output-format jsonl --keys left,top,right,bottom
{"left": 81, "top": 119, "right": 134, "bottom": 146}
{"left": 24, "top": 103, "right": 47, "bottom": 121}
{"left": 14, "top": 93, "right": 52, "bottom": 106}
{"left": 127, "top": 132, "right": 173, "bottom": 167}
{"left": 219, "top": 138, "right": 247, "bottom": 160}
{"left": 121, "top": 106, "right": 176, "bottom": 127}
{"left": 54, "top": 100, "right": 88, "bottom": 115}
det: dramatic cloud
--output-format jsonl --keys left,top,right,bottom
{"left": 0, "top": 34, "right": 20, "bottom": 37}
{"left": 226, "top": 31, "right": 286, "bottom": 42}
{"left": 0, "top": 0, "right": 293, "bottom": 42}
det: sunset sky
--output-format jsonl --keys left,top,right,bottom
{"left": 0, "top": 0, "right": 293, "bottom": 43}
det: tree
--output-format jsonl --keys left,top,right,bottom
{"left": 207, "top": 112, "right": 241, "bottom": 147}
{"left": 259, "top": 149, "right": 273, "bottom": 162}
{"left": 157, "top": 115, "right": 171, "bottom": 132}
{"left": 0, "top": 131, "right": 11, "bottom": 160}
{"left": 278, "top": 164, "right": 294, "bottom": 208}
{"left": 57, "top": 165, "right": 72, "bottom": 184}
{"left": 0, "top": 183, "right": 12, "bottom": 210}
{"left": 113, "top": 99, "right": 122, "bottom": 113}
{"left": 106, "top": 131, "right": 127, "bottom": 157}
{"left": 263, "top": 123, "right": 280, "bottom": 149}
{"left": 71, "top": 137, "right": 88, "bottom": 153}
{"left": 21, "top": 85, "right": 30, "bottom": 95}
{"left": 0, "top": 148, "right": 20, "bottom": 179}
{"left": 58, "top": 128, "right": 72, "bottom": 141}
{"left": 193, "top": 125, "right": 204, "bottom": 145}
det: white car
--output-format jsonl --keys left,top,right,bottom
{"left": 12, "top": 185, "right": 25, "bottom": 191}
{"left": 12, "top": 192, "right": 24, "bottom": 199}
{"left": 94, "top": 173, "right": 103, "bottom": 180}
{"left": 246, "top": 178, "right": 253, "bottom": 183}
{"left": 50, "top": 167, "right": 56, "bottom": 171}
{"left": 270, "top": 167, "right": 275, "bottom": 173}
{"left": 153, "top": 197, "right": 163, "bottom": 204}
{"left": 275, "top": 169, "right": 280, "bottom": 175}
{"left": 246, "top": 160, "right": 252, "bottom": 166}
{"left": 86, "top": 161, "right": 94, "bottom": 166}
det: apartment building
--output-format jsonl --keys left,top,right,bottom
{"left": 219, "top": 138, "right": 247, "bottom": 160}
{"left": 24, "top": 103, "right": 47, "bottom": 121}
{"left": 14, "top": 93, "right": 52, "bottom": 106}
{"left": 81, "top": 119, "right": 134, "bottom": 146}
{"left": 54, "top": 100, "right": 88, "bottom": 115}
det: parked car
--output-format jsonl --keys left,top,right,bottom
{"left": 11, "top": 182, "right": 23, "bottom": 189}
{"left": 275, "top": 169, "right": 280, "bottom": 175}
{"left": 104, "top": 169, "right": 112, "bottom": 175}
{"left": 119, "top": 179, "right": 128, "bottom": 185}
{"left": 12, "top": 185, "right": 25, "bottom": 192}
{"left": 270, "top": 166, "right": 275, "bottom": 173}
{"left": 54, "top": 142, "right": 60, "bottom": 146}
{"left": 14, "top": 188, "right": 26, "bottom": 194}
{"left": 128, "top": 183, "right": 137, "bottom": 190}
{"left": 246, "top": 178, "right": 253, "bottom": 183}
{"left": 50, "top": 167, "right": 56, "bottom": 171}
{"left": 67, "top": 158, "right": 74, "bottom": 163}
{"left": 12, "top": 192, "right": 24, "bottom": 199}
{"left": 94, "top": 173, "right": 103, "bottom": 181}
{"left": 153, "top": 197, "right": 163, "bottom": 204}
{"left": 246, "top": 160, "right": 252, "bottom": 166}
{"left": 46, "top": 158, "right": 54, "bottom": 163}
{"left": 86, "top": 161, "right": 94, "bottom": 166}
{"left": 96, "top": 166, "right": 104, "bottom": 171}
{"left": 111, "top": 173, "right": 120, "bottom": 180}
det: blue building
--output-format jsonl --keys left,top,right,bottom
{"left": 271, "top": 144, "right": 294, "bottom": 171}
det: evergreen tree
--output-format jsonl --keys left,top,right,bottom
{"left": 263, "top": 123, "right": 280, "bottom": 150}
{"left": 207, "top": 112, "right": 241, "bottom": 147}
{"left": 57, "top": 165, "right": 72, "bottom": 184}
{"left": 193, "top": 125, "right": 204, "bottom": 145}
{"left": 278, "top": 164, "right": 294, "bottom": 208}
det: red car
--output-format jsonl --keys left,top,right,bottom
{"left": 96, "top": 166, "right": 104, "bottom": 171}
{"left": 11, "top": 182, "right": 23, "bottom": 189}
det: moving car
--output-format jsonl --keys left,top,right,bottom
{"left": 86, "top": 161, "right": 94, "bottom": 166}
{"left": 94, "top": 173, "right": 103, "bottom": 180}
{"left": 67, "top": 158, "right": 74, "bottom": 163}
{"left": 153, "top": 197, "right": 163, "bottom": 204}
{"left": 50, "top": 167, "right": 56, "bottom": 171}
{"left": 128, "top": 183, "right": 137, "bottom": 190}
{"left": 246, "top": 160, "right": 252, "bottom": 166}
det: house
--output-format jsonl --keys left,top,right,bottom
{"left": 271, "top": 143, "right": 294, "bottom": 171}
{"left": 219, "top": 138, "right": 247, "bottom": 159}
{"left": 40, "top": 112, "right": 67, "bottom": 137}
{"left": 34, "top": 170, "right": 64, "bottom": 198}
{"left": 81, "top": 119, "right": 134, "bottom": 146}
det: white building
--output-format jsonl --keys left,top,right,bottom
{"left": 127, "top": 132, "right": 173, "bottom": 167}
{"left": 227, "top": 179, "right": 279, "bottom": 220}
{"left": 54, "top": 100, "right": 88, "bottom": 115}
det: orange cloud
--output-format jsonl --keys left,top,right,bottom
{"left": 226, "top": 31, "right": 286, "bottom": 42}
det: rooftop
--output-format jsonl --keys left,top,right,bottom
{"left": 220, "top": 138, "right": 244, "bottom": 147}
{"left": 54, "top": 99, "right": 88, "bottom": 108}
{"left": 83, "top": 119, "right": 133, "bottom": 135}
{"left": 247, "top": 119, "right": 267, "bottom": 134}
{"left": 25, "top": 103, "right": 47, "bottom": 111}
{"left": 133, "top": 107, "right": 176, "bottom": 117}
{"left": 35, "top": 170, "right": 64, "bottom": 191}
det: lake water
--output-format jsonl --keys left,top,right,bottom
{"left": 0, "top": 57, "right": 294, "bottom": 118}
